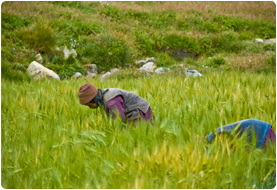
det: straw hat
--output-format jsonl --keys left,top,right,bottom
{"left": 78, "top": 83, "right": 98, "bottom": 105}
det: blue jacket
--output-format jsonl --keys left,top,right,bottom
{"left": 206, "top": 119, "right": 271, "bottom": 148}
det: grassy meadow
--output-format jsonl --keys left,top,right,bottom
{"left": 1, "top": 70, "right": 276, "bottom": 188}
{"left": 1, "top": 1, "right": 276, "bottom": 189}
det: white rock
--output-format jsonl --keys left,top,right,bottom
{"left": 35, "top": 54, "right": 43, "bottom": 63}
{"left": 155, "top": 68, "right": 165, "bottom": 73}
{"left": 146, "top": 57, "right": 155, "bottom": 63}
{"left": 135, "top": 60, "right": 146, "bottom": 66}
{"left": 87, "top": 73, "right": 96, "bottom": 78}
{"left": 64, "top": 46, "right": 71, "bottom": 59}
{"left": 264, "top": 38, "right": 276, "bottom": 44}
{"left": 84, "top": 64, "right": 97, "bottom": 73}
{"left": 110, "top": 68, "right": 119, "bottom": 74}
{"left": 139, "top": 62, "right": 156, "bottom": 72}
{"left": 70, "top": 49, "right": 77, "bottom": 58}
{"left": 27, "top": 61, "right": 60, "bottom": 81}
{"left": 185, "top": 68, "right": 203, "bottom": 77}
{"left": 55, "top": 47, "right": 60, "bottom": 51}
{"left": 101, "top": 72, "right": 111, "bottom": 78}
{"left": 255, "top": 39, "right": 264, "bottom": 44}
{"left": 72, "top": 72, "right": 82, "bottom": 79}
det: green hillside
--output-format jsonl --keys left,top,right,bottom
{"left": 1, "top": 1, "right": 276, "bottom": 80}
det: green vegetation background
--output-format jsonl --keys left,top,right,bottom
{"left": 1, "top": 1, "right": 276, "bottom": 80}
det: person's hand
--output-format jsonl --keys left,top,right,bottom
{"left": 205, "top": 135, "right": 208, "bottom": 140}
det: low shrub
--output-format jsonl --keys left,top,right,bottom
{"left": 1, "top": 48, "right": 16, "bottom": 62}
{"left": 1, "top": 62, "right": 31, "bottom": 82}
{"left": 163, "top": 34, "right": 201, "bottom": 54}
{"left": 54, "top": 20, "right": 103, "bottom": 41}
{"left": 47, "top": 56, "right": 88, "bottom": 79}
{"left": 263, "top": 44, "right": 276, "bottom": 51}
{"left": 17, "top": 20, "right": 60, "bottom": 55}
{"left": 209, "top": 57, "right": 226, "bottom": 67}
{"left": 78, "top": 35, "right": 131, "bottom": 72}
{"left": 155, "top": 52, "right": 175, "bottom": 67}
{"left": 134, "top": 30, "right": 154, "bottom": 56}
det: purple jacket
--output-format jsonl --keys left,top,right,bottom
{"left": 105, "top": 95, "right": 154, "bottom": 125}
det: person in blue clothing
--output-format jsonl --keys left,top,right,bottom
{"left": 205, "top": 119, "right": 276, "bottom": 149}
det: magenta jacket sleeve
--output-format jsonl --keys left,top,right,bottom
{"left": 105, "top": 96, "right": 126, "bottom": 121}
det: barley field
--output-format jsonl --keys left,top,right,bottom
{"left": 1, "top": 70, "right": 276, "bottom": 188}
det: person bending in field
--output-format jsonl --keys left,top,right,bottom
{"left": 205, "top": 119, "right": 276, "bottom": 149}
{"left": 78, "top": 83, "right": 155, "bottom": 126}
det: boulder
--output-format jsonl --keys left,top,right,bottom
{"left": 101, "top": 72, "right": 111, "bottom": 78}
{"left": 185, "top": 68, "right": 203, "bottom": 77}
{"left": 70, "top": 49, "right": 77, "bottom": 58}
{"left": 264, "top": 38, "right": 276, "bottom": 44}
{"left": 86, "top": 73, "right": 96, "bottom": 78}
{"left": 110, "top": 68, "right": 119, "bottom": 74}
{"left": 27, "top": 61, "right": 60, "bottom": 81}
{"left": 155, "top": 68, "right": 165, "bottom": 73}
{"left": 146, "top": 57, "right": 155, "bottom": 63}
{"left": 139, "top": 62, "right": 156, "bottom": 72}
{"left": 35, "top": 54, "right": 43, "bottom": 63}
{"left": 255, "top": 39, "right": 264, "bottom": 44}
{"left": 64, "top": 46, "right": 77, "bottom": 59}
{"left": 72, "top": 72, "right": 82, "bottom": 79}
{"left": 136, "top": 60, "right": 146, "bottom": 66}
{"left": 64, "top": 46, "right": 71, "bottom": 59}
{"left": 84, "top": 64, "right": 97, "bottom": 73}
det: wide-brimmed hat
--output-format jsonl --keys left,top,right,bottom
{"left": 78, "top": 83, "right": 98, "bottom": 105}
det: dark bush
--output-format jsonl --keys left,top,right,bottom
{"left": 1, "top": 62, "right": 31, "bottom": 82}
{"left": 209, "top": 57, "right": 226, "bottom": 67}
{"left": 263, "top": 44, "right": 276, "bottom": 51}
{"left": 78, "top": 35, "right": 131, "bottom": 72}
{"left": 17, "top": 21, "right": 59, "bottom": 55}
{"left": 48, "top": 55, "right": 88, "bottom": 79}
{"left": 134, "top": 30, "right": 154, "bottom": 55}
{"left": 163, "top": 34, "right": 200, "bottom": 54}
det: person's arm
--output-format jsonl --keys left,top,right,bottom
{"left": 105, "top": 96, "right": 126, "bottom": 121}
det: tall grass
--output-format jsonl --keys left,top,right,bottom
{"left": 1, "top": 71, "right": 275, "bottom": 188}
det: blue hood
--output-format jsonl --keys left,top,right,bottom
{"left": 207, "top": 119, "right": 271, "bottom": 148}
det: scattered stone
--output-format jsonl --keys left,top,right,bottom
{"left": 55, "top": 47, "right": 60, "bottom": 51}
{"left": 135, "top": 60, "right": 146, "bottom": 66}
{"left": 27, "top": 61, "right": 60, "bottom": 81}
{"left": 64, "top": 46, "right": 77, "bottom": 59}
{"left": 264, "top": 38, "right": 276, "bottom": 44}
{"left": 255, "top": 39, "right": 264, "bottom": 44}
{"left": 72, "top": 72, "right": 82, "bottom": 79}
{"left": 70, "top": 49, "right": 77, "bottom": 58}
{"left": 185, "top": 68, "right": 203, "bottom": 77}
{"left": 101, "top": 72, "right": 111, "bottom": 78}
{"left": 155, "top": 68, "right": 165, "bottom": 73}
{"left": 86, "top": 73, "right": 96, "bottom": 78}
{"left": 84, "top": 64, "right": 97, "bottom": 73}
{"left": 64, "top": 46, "right": 71, "bottom": 59}
{"left": 146, "top": 57, "right": 155, "bottom": 63}
{"left": 35, "top": 54, "right": 43, "bottom": 63}
{"left": 110, "top": 68, "right": 119, "bottom": 74}
{"left": 139, "top": 62, "right": 156, "bottom": 72}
